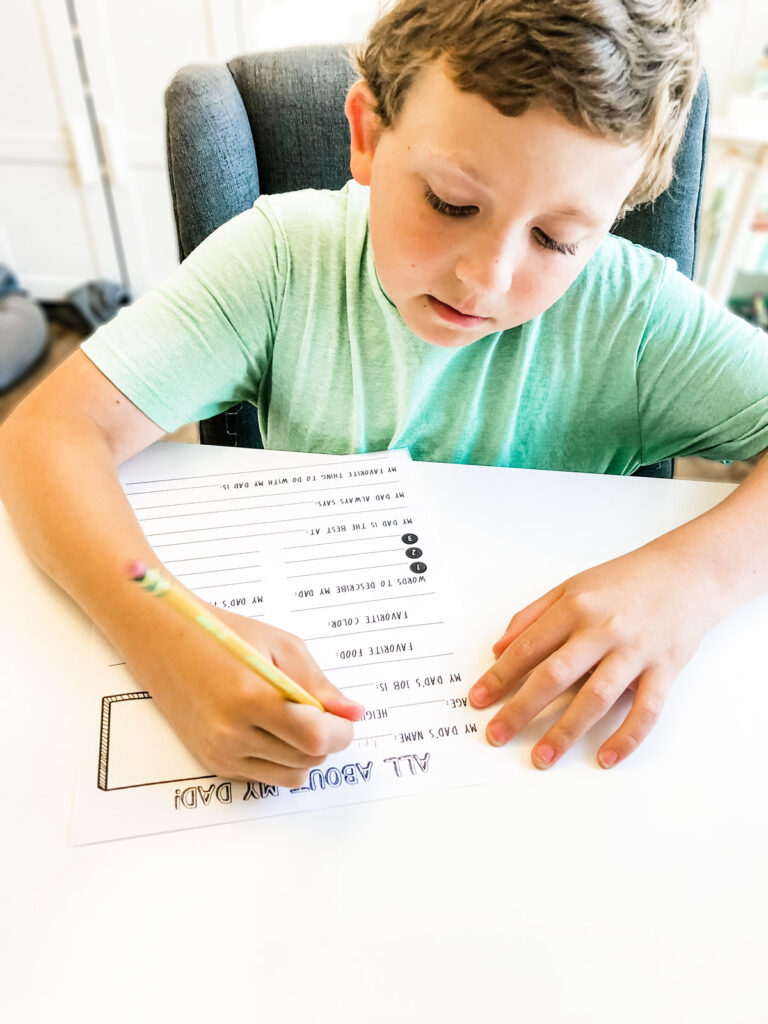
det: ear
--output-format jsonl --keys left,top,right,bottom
{"left": 345, "top": 81, "right": 383, "bottom": 186}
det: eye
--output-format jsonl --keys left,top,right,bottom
{"left": 424, "top": 186, "right": 478, "bottom": 218}
{"left": 533, "top": 227, "right": 580, "bottom": 257}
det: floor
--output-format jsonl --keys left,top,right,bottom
{"left": 0, "top": 323, "right": 758, "bottom": 484}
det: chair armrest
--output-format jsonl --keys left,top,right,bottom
{"left": 165, "top": 64, "right": 260, "bottom": 261}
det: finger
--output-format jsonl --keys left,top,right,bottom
{"left": 470, "top": 606, "right": 572, "bottom": 709}
{"left": 528, "top": 652, "right": 638, "bottom": 768}
{"left": 253, "top": 694, "right": 356, "bottom": 759}
{"left": 269, "top": 635, "right": 366, "bottom": 722}
{"left": 492, "top": 585, "right": 564, "bottom": 658}
{"left": 483, "top": 632, "right": 609, "bottom": 746}
{"left": 227, "top": 758, "right": 317, "bottom": 789}
{"left": 596, "top": 668, "right": 670, "bottom": 769}
{"left": 241, "top": 726, "right": 329, "bottom": 770}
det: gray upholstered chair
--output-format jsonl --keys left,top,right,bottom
{"left": 165, "top": 44, "right": 710, "bottom": 477}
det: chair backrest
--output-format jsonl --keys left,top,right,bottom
{"left": 165, "top": 44, "right": 710, "bottom": 472}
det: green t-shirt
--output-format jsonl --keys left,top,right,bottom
{"left": 82, "top": 180, "right": 768, "bottom": 474}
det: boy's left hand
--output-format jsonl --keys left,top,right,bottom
{"left": 468, "top": 542, "right": 719, "bottom": 769}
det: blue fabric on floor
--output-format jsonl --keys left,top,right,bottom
{"left": 0, "top": 292, "right": 49, "bottom": 393}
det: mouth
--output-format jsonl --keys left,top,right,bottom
{"left": 427, "top": 295, "right": 491, "bottom": 328}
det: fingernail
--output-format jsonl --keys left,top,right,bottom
{"left": 533, "top": 744, "right": 555, "bottom": 768}
{"left": 345, "top": 701, "right": 366, "bottom": 720}
{"left": 487, "top": 721, "right": 509, "bottom": 746}
{"left": 599, "top": 749, "right": 619, "bottom": 768}
{"left": 470, "top": 685, "right": 489, "bottom": 706}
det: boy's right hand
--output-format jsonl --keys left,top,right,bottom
{"left": 121, "top": 606, "right": 364, "bottom": 787}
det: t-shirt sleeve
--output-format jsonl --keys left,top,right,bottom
{"left": 81, "top": 201, "right": 288, "bottom": 433}
{"left": 636, "top": 262, "right": 768, "bottom": 464}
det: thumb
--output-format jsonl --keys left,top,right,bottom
{"left": 321, "top": 692, "right": 367, "bottom": 722}
{"left": 275, "top": 646, "right": 366, "bottom": 722}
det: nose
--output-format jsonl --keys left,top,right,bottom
{"left": 454, "top": 227, "right": 517, "bottom": 295}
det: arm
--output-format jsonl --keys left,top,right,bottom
{"left": 0, "top": 352, "right": 362, "bottom": 784}
{"left": 469, "top": 451, "right": 768, "bottom": 768}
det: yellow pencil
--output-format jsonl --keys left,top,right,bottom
{"left": 127, "top": 559, "right": 325, "bottom": 711}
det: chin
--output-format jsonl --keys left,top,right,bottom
{"left": 407, "top": 319, "right": 483, "bottom": 348}
{"left": 398, "top": 306, "right": 491, "bottom": 349}
{"left": 420, "top": 329, "right": 485, "bottom": 349}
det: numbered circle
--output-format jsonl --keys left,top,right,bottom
{"left": 405, "top": 547, "right": 422, "bottom": 559}
{"left": 409, "top": 561, "right": 427, "bottom": 574}
{"left": 401, "top": 533, "right": 418, "bottom": 545}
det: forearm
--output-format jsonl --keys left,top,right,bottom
{"left": 637, "top": 451, "right": 768, "bottom": 620}
{"left": 0, "top": 401, "right": 159, "bottom": 648}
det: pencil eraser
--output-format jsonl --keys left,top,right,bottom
{"left": 127, "top": 559, "right": 148, "bottom": 582}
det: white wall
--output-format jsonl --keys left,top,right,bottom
{"left": 699, "top": 0, "right": 768, "bottom": 113}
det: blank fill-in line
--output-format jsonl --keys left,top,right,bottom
{"left": 152, "top": 529, "right": 306, "bottom": 548}
{"left": 283, "top": 534, "right": 402, "bottom": 550}
{"left": 305, "top": 621, "right": 443, "bottom": 642}
{"left": 131, "top": 478, "right": 402, "bottom": 510}
{"left": 285, "top": 548, "right": 403, "bottom": 564}
{"left": 323, "top": 651, "right": 454, "bottom": 672}
{"left": 177, "top": 563, "right": 262, "bottom": 578}
{"left": 164, "top": 550, "right": 262, "bottom": 565}
{"left": 286, "top": 561, "right": 406, "bottom": 579}
{"left": 292, "top": 591, "right": 435, "bottom": 612}
{"left": 144, "top": 506, "right": 407, "bottom": 538}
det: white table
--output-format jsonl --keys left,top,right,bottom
{"left": 1, "top": 455, "right": 766, "bottom": 1023}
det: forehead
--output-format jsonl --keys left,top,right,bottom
{"left": 392, "top": 61, "right": 646, "bottom": 218}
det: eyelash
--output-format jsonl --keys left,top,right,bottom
{"left": 424, "top": 186, "right": 477, "bottom": 218}
{"left": 423, "top": 186, "right": 580, "bottom": 258}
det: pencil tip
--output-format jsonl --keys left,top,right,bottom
{"left": 127, "top": 559, "right": 147, "bottom": 581}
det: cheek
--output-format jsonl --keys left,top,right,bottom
{"left": 507, "top": 260, "right": 583, "bottom": 319}
{"left": 532, "top": 255, "right": 587, "bottom": 298}
{"left": 372, "top": 205, "right": 446, "bottom": 284}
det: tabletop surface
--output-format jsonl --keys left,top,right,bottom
{"left": 1, "top": 448, "right": 765, "bottom": 1023}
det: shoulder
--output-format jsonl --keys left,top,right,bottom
{"left": 254, "top": 179, "right": 369, "bottom": 250}
{"left": 550, "top": 232, "right": 700, "bottom": 341}
{"left": 580, "top": 233, "right": 673, "bottom": 299}
{"left": 175, "top": 181, "right": 368, "bottom": 294}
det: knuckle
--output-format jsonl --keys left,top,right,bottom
{"left": 274, "top": 628, "right": 307, "bottom": 656}
{"left": 634, "top": 695, "right": 663, "bottom": 729}
{"left": 510, "top": 632, "right": 537, "bottom": 663}
{"left": 282, "top": 767, "right": 310, "bottom": 789}
{"left": 499, "top": 703, "right": 527, "bottom": 734}
{"left": 300, "top": 721, "right": 333, "bottom": 758}
{"left": 482, "top": 664, "right": 506, "bottom": 695}
{"left": 606, "top": 615, "right": 635, "bottom": 646}
{"left": 563, "top": 589, "right": 597, "bottom": 618}
{"left": 303, "top": 753, "right": 329, "bottom": 768}
{"left": 549, "top": 721, "right": 578, "bottom": 746}
{"left": 584, "top": 676, "right": 616, "bottom": 712}
{"left": 539, "top": 655, "right": 572, "bottom": 691}
{"left": 327, "top": 721, "right": 355, "bottom": 753}
{"left": 206, "top": 719, "right": 239, "bottom": 758}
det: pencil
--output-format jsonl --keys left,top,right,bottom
{"left": 127, "top": 559, "right": 325, "bottom": 711}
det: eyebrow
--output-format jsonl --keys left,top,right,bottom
{"left": 419, "top": 150, "right": 605, "bottom": 224}
{"left": 549, "top": 205, "right": 601, "bottom": 221}
{"left": 418, "top": 149, "right": 490, "bottom": 187}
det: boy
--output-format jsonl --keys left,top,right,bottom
{"left": 2, "top": 0, "right": 767, "bottom": 783}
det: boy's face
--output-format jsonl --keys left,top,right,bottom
{"left": 346, "top": 61, "right": 647, "bottom": 348}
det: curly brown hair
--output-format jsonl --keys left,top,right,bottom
{"left": 353, "top": 0, "right": 706, "bottom": 213}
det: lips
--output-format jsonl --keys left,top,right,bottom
{"left": 427, "top": 295, "right": 490, "bottom": 327}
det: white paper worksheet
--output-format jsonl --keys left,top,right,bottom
{"left": 69, "top": 444, "right": 509, "bottom": 844}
